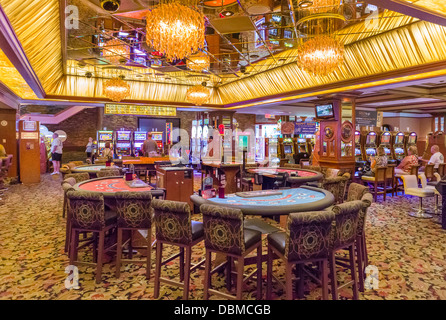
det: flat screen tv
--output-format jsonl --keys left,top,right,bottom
{"left": 315, "top": 104, "right": 335, "bottom": 119}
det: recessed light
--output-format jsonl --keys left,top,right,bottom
{"left": 298, "top": 0, "right": 313, "bottom": 8}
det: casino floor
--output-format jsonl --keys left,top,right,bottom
{"left": 1, "top": 173, "right": 445, "bottom": 300}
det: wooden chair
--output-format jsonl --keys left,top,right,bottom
{"left": 385, "top": 165, "right": 396, "bottom": 197}
{"left": 361, "top": 167, "right": 387, "bottom": 201}
{"left": 115, "top": 192, "right": 154, "bottom": 279}
{"left": 437, "top": 163, "right": 446, "bottom": 177}
{"left": 424, "top": 164, "right": 435, "bottom": 182}
{"left": 152, "top": 199, "right": 205, "bottom": 300}
{"left": 67, "top": 190, "right": 117, "bottom": 284}
{"left": 266, "top": 210, "right": 335, "bottom": 300}
{"left": 330, "top": 200, "right": 365, "bottom": 300}
{"left": 200, "top": 204, "right": 262, "bottom": 300}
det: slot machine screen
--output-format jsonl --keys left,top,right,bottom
{"left": 152, "top": 133, "right": 162, "bottom": 141}
{"left": 395, "top": 147, "right": 404, "bottom": 154}
{"left": 395, "top": 134, "right": 404, "bottom": 144}
{"left": 366, "top": 134, "right": 376, "bottom": 145}
{"left": 117, "top": 131, "right": 131, "bottom": 140}
{"left": 99, "top": 133, "right": 113, "bottom": 141}
{"left": 384, "top": 148, "right": 391, "bottom": 155}
{"left": 99, "top": 142, "right": 105, "bottom": 149}
{"left": 297, "top": 138, "right": 306, "bottom": 144}
{"left": 381, "top": 134, "right": 390, "bottom": 144}
{"left": 355, "top": 133, "right": 360, "bottom": 144}
{"left": 355, "top": 148, "right": 361, "bottom": 156}
{"left": 408, "top": 135, "right": 416, "bottom": 144}
{"left": 284, "top": 145, "right": 292, "bottom": 154}
{"left": 134, "top": 132, "right": 146, "bottom": 141}
{"left": 117, "top": 142, "right": 131, "bottom": 148}
{"left": 366, "top": 148, "right": 376, "bottom": 156}
{"left": 134, "top": 142, "right": 143, "bottom": 149}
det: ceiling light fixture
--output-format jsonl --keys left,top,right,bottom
{"left": 145, "top": 0, "right": 205, "bottom": 62}
{"left": 100, "top": 0, "right": 121, "bottom": 12}
{"left": 186, "top": 82, "right": 210, "bottom": 105}
{"left": 187, "top": 52, "right": 210, "bottom": 72}
{"left": 298, "top": 0, "right": 313, "bottom": 8}
{"left": 103, "top": 39, "right": 130, "bottom": 65}
{"left": 103, "top": 76, "right": 130, "bottom": 102}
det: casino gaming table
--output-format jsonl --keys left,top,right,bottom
{"left": 73, "top": 176, "right": 165, "bottom": 198}
{"left": 190, "top": 186, "right": 334, "bottom": 216}
{"left": 71, "top": 164, "right": 120, "bottom": 178}
{"left": 247, "top": 167, "right": 323, "bottom": 189}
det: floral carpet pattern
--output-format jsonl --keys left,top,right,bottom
{"left": 0, "top": 174, "right": 446, "bottom": 300}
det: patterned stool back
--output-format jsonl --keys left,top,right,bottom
{"left": 152, "top": 199, "right": 193, "bottom": 245}
{"left": 115, "top": 192, "right": 152, "bottom": 229}
{"left": 285, "top": 210, "right": 335, "bottom": 261}
{"left": 331, "top": 200, "right": 364, "bottom": 249}
{"left": 67, "top": 191, "right": 106, "bottom": 230}
{"left": 357, "top": 192, "right": 373, "bottom": 237}
{"left": 65, "top": 173, "right": 90, "bottom": 183}
{"left": 346, "top": 183, "right": 369, "bottom": 202}
{"left": 97, "top": 169, "right": 121, "bottom": 178}
{"left": 200, "top": 204, "right": 245, "bottom": 256}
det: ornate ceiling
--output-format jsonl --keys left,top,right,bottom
{"left": 2, "top": 0, "right": 446, "bottom": 109}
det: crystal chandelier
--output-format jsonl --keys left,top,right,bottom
{"left": 187, "top": 52, "right": 210, "bottom": 72}
{"left": 297, "top": 35, "right": 344, "bottom": 76}
{"left": 103, "top": 77, "right": 131, "bottom": 102}
{"left": 186, "top": 83, "right": 210, "bottom": 105}
{"left": 145, "top": 0, "right": 205, "bottom": 62}
{"left": 103, "top": 39, "right": 130, "bottom": 64}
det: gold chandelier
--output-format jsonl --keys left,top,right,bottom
{"left": 145, "top": 0, "right": 205, "bottom": 61}
{"left": 187, "top": 52, "right": 210, "bottom": 72}
{"left": 103, "top": 77, "right": 131, "bottom": 102}
{"left": 103, "top": 39, "right": 130, "bottom": 64}
{"left": 297, "top": 35, "right": 344, "bottom": 76}
{"left": 186, "top": 84, "right": 210, "bottom": 105}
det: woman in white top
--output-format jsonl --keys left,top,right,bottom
{"left": 51, "top": 132, "right": 63, "bottom": 174}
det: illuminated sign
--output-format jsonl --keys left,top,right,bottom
{"left": 23, "top": 121, "right": 37, "bottom": 131}
{"left": 21, "top": 132, "right": 39, "bottom": 140}
{"left": 105, "top": 104, "right": 176, "bottom": 116}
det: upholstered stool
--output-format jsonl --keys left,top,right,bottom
{"left": 266, "top": 210, "right": 335, "bottom": 300}
{"left": 200, "top": 204, "right": 262, "bottom": 300}
{"left": 401, "top": 175, "right": 434, "bottom": 219}
{"left": 152, "top": 199, "right": 205, "bottom": 300}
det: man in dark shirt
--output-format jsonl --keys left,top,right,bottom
{"left": 294, "top": 145, "right": 310, "bottom": 165}
{"left": 142, "top": 133, "right": 159, "bottom": 156}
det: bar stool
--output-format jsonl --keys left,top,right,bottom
{"left": 361, "top": 167, "right": 387, "bottom": 201}
{"left": 115, "top": 192, "right": 154, "bottom": 279}
{"left": 97, "top": 169, "right": 121, "bottom": 178}
{"left": 401, "top": 175, "right": 435, "bottom": 219}
{"left": 64, "top": 173, "right": 90, "bottom": 183}
{"left": 200, "top": 204, "right": 262, "bottom": 300}
{"left": 152, "top": 199, "right": 205, "bottom": 300}
{"left": 329, "top": 200, "right": 365, "bottom": 300}
{"left": 385, "top": 165, "right": 396, "bottom": 197}
{"left": 437, "top": 163, "right": 446, "bottom": 177}
{"left": 418, "top": 173, "right": 441, "bottom": 215}
{"left": 424, "top": 164, "right": 435, "bottom": 182}
{"left": 67, "top": 190, "right": 118, "bottom": 284}
{"left": 266, "top": 210, "right": 335, "bottom": 300}
{"left": 394, "top": 165, "right": 420, "bottom": 195}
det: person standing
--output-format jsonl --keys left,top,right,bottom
{"left": 51, "top": 132, "right": 63, "bottom": 175}
{"left": 85, "top": 137, "right": 96, "bottom": 162}
{"left": 142, "top": 133, "right": 159, "bottom": 157}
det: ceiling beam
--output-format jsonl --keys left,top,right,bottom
{"left": 366, "top": 0, "right": 446, "bottom": 28}
{"left": 376, "top": 100, "right": 446, "bottom": 111}
{"left": 382, "top": 88, "right": 446, "bottom": 101}
{"left": 0, "top": 4, "right": 45, "bottom": 99}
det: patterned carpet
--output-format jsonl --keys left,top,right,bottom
{"left": 0, "top": 174, "right": 446, "bottom": 300}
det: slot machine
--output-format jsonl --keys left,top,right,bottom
{"left": 97, "top": 130, "right": 114, "bottom": 154}
{"left": 266, "top": 138, "right": 280, "bottom": 166}
{"left": 191, "top": 121, "right": 200, "bottom": 164}
{"left": 150, "top": 132, "right": 164, "bottom": 151}
{"left": 379, "top": 131, "right": 396, "bottom": 164}
{"left": 295, "top": 137, "right": 308, "bottom": 152}
{"left": 114, "top": 130, "right": 132, "bottom": 156}
{"left": 201, "top": 125, "right": 209, "bottom": 159}
{"left": 364, "top": 131, "right": 378, "bottom": 160}
{"left": 281, "top": 137, "right": 294, "bottom": 162}
{"left": 392, "top": 131, "right": 406, "bottom": 161}
{"left": 354, "top": 131, "right": 366, "bottom": 176}
{"left": 133, "top": 131, "right": 147, "bottom": 156}
{"left": 255, "top": 137, "right": 266, "bottom": 162}
{"left": 406, "top": 132, "right": 417, "bottom": 153}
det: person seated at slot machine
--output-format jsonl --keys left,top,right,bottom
{"left": 295, "top": 145, "right": 310, "bottom": 165}
{"left": 419, "top": 145, "right": 444, "bottom": 171}
{"left": 310, "top": 130, "right": 320, "bottom": 166}
{"left": 101, "top": 141, "right": 114, "bottom": 161}
{"left": 395, "top": 146, "right": 419, "bottom": 175}
{"left": 363, "top": 146, "right": 388, "bottom": 177}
